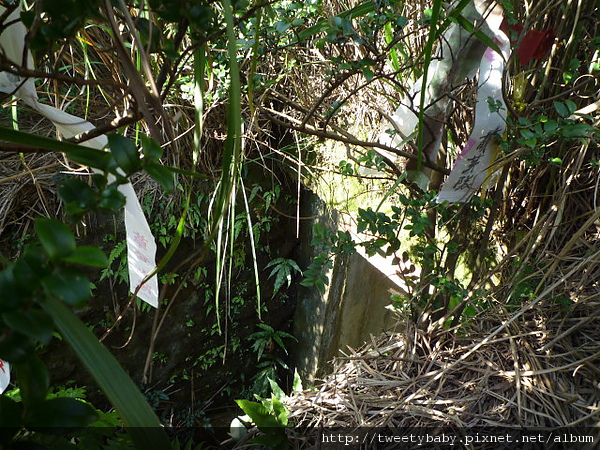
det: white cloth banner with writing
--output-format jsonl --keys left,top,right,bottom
{"left": 0, "top": 359, "right": 9, "bottom": 394}
{"left": 0, "top": 5, "right": 158, "bottom": 306}
{"left": 437, "top": 19, "right": 510, "bottom": 202}
{"left": 379, "top": 0, "right": 511, "bottom": 201}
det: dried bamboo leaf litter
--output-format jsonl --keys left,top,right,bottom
{"left": 286, "top": 298, "right": 600, "bottom": 430}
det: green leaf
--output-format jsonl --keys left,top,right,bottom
{"left": 519, "top": 129, "right": 535, "bottom": 140}
{"left": 271, "top": 334, "right": 287, "bottom": 353}
{"left": 565, "top": 99, "right": 578, "bottom": 114}
{"left": 99, "top": 185, "right": 127, "bottom": 211}
{"left": 42, "top": 268, "right": 91, "bottom": 307}
{"left": 26, "top": 397, "right": 98, "bottom": 429}
{"left": 273, "top": 268, "right": 290, "bottom": 293}
{"left": 58, "top": 178, "right": 98, "bottom": 216}
{"left": 63, "top": 246, "right": 109, "bottom": 268}
{"left": 35, "top": 218, "right": 76, "bottom": 261}
{"left": 141, "top": 135, "right": 163, "bottom": 163}
{"left": 562, "top": 123, "right": 592, "bottom": 138}
{"left": 292, "top": 369, "right": 303, "bottom": 394}
{"left": 553, "top": 101, "right": 570, "bottom": 118}
{"left": 235, "top": 400, "right": 281, "bottom": 428}
{"left": 267, "top": 378, "right": 286, "bottom": 400}
{"left": 0, "top": 268, "right": 20, "bottom": 311}
{"left": 524, "top": 137, "right": 537, "bottom": 148}
{"left": 0, "top": 127, "right": 111, "bottom": 171}
{"left": 2, "top": 310, "right": 54, "bottom": 345}
{"left": 145, "top": 162, "right": 175, "bottom": 193}
{"left": 270, "top": 395, "right": 288, "bottom": 426}
{"left": 0, "top": 333, "right": 36, "bottom": 362}
{"left": 108, "top": 134, "right": 141, "bottom": 175}
{"left": 13, "top": 250, "right": 46, "bottom": 292}
{"left": 14, "top": 357, "right": 49, "bottom": 409}
{"left": 41, "top": 297, "right": 170, "bottom": 449}
{"left": 449, "top": 14, "right": 501, "bottom": 55}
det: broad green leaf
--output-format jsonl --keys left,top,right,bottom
{"left": 0, "top": 333, "right": 36, "bottom": 362}
{"left": 2, "top": 310, "right": 54, "bottom": 345}
{"left": 292, "top": 369, "right": 303, "bottom": 394}
{"left": 14, "top": 357, "right": 49, "bottom": 409}
{"left": 108, "top": 134, "right": 141, "bottom": 175}
{"left": 13, "top": 251, "right": 46, "bottom": 292}
{"left": 35, "top": 218, "right": 76, "bottom": 261}
{"left": 63, "top": 246, "right": 109, "bottom": 268}
{"left": 42, "top": 268, "right": 91, "bottom": 307}
{"left": 141, "top": 134, "right": 163, "bottom": 162}
{"left": 0, "top": 268, "right": 20, "bottom": 311}
{"left": 235, "top": 400, "right": 281, "bottom": 428}
{"left": 565, "top": 99, "right": 578, "bottom": 114}
{"left": 267, "top": 378, "right": 286, "bottom": 400}
{"left": 145, "top": 162, "right": 175, "bottom": 193}
{"left": 58, "top": 178, "right": 97, "bottom": 216}
{"left": 26, "top": 397, "right": 98, "bottom": 429}
{"left": 562, "top": 123, "right": 593, "bottom": 138}
{"left": 270, "top": 395, "right": 288, "bottom": 426}
{"left": 41, "top": 297, "right": 171, "bottom": 449}
{"left": 520, "top": 129, "right": 535, "bottom": 139}
{"left": 99, "top": 186, "right": 126, "bottom": 211}
{"left": 553, "top": 101, "right": 570, "bottom": 118}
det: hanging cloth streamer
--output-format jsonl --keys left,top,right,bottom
{"left": 436, "top": 5, "right": 510, "bottom": 203}
{"left": 0, "top": 5, "right": 159, "bottom": 307}
{"left": 0, "top": 359, "right": 9, "bottom": 394}
{"left": 380, "top": 0, "right": 510, "bottom": 201}
{"left": 380, "top": 0, "right": 493, "bottom": 190}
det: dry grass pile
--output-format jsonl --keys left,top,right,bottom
{"left": 286, "top": 296, "right": 600, "bottom": 429}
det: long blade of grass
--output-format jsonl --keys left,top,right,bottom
{"left": 240, "top": 175, "right": 261, "bottom": 318}
{"left": 248, "top": 1, "right": 262, "bottom": 119}
{"left": 207, "top": 0, "right": 244, "bottom": 334}
{"left": 216, "top": 0, "right": 242, "bottom": 227}
{"left": 0, "top": 127, "right": 109, "bottom": 165}
{"left": 42, "top": 296, "right": 170, "bottom": 449}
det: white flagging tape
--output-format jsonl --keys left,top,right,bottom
{"left": 437, "top": 28, "right": 510, "bottom": 202}
{"left": 0, "top": 359, "right": 9, "bottom": 394}
{"left": 379, "top": 1, "right": 510, "bottom": 202}
{"left": 379, "top": 3, "right": 484, "bottom": 190}
{"left": 0, "top": 5, "right": 159, "bottom": 307}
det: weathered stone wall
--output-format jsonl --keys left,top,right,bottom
{"left": 292, "top": 191, "right": 406, "bottom": 381}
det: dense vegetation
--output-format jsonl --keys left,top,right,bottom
{"left": 1, "top": 0, "right": 599, "bottom": 448}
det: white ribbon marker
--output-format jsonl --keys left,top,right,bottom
{"left": 437, "top": 20, "right": 510, "bottom": 202}
{"left": 0, "top": 359, "right": 9, "bottom": 394}
{"left": 1, "top": 5, "right": 159, "bottom": 307}
{"left": 380, "top": 1, "right": 510, "bottom": 202}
